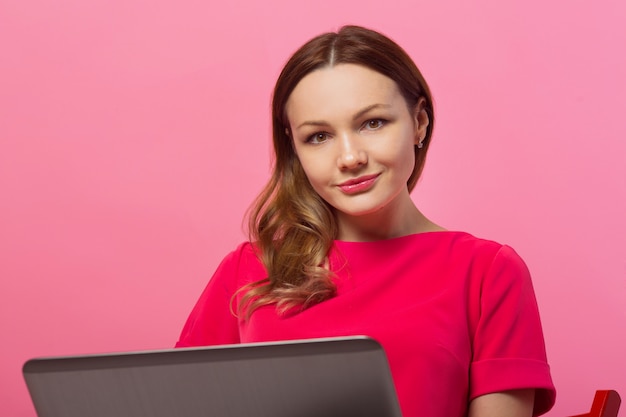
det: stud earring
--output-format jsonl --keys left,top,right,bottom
{"left": 417, "top": 140, "right": 424, "bottom": 149}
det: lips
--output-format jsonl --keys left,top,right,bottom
{"left": 337, "top": 173, "right": 380, "bottom": 194}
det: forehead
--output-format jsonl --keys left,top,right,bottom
{"left": 286, "top": 64, "right": 404, "bottom": 123}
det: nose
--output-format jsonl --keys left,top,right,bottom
{"left": 337, "top": 133, "right": 367, "bottom": 170}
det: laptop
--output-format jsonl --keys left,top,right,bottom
{"left": 23, "top": 336, "right": 403, "bottom": 417}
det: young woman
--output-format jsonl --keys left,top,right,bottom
{"left": 176, "top": 25, "right": 556, "bottom": 417}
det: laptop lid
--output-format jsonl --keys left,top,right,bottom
{"left": 23, "top": 336, "right": 402, "bottom": 417}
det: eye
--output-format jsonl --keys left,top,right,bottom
{"left": 306, "top": 132, "right": 330, "bottom": 144}
{"left": 364, "top": 119, "right": 386, "bottom": 130}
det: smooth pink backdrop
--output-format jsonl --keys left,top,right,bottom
{"left": 1, "top": 1, "right": 624, "bottom": 416}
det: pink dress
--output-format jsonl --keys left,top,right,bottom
{"left": 176, "top": 231, "right": 556, "bottom": 416}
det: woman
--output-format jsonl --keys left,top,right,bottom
{"left": 176, "top": 25, "right": 556, "bottom": 417}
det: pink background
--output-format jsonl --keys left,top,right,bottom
{"left": 1, "top": 0, "right": 624, "bottom": 415}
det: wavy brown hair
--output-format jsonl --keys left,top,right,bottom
{"left": 238, "top": 25, "right": 435, "bottom": 318}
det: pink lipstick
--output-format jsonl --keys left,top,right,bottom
{"left": 338, "top": 174, "right": 380, "bottom": 194}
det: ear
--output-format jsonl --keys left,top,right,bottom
{"left": 413, "top": 97, "right": 430, "bottom": 145}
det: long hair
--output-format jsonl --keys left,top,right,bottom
{"left": 238, "top": 25, "right": 435, "bottom": 318}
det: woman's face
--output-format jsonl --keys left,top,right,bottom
{"left": 285, "top": 64, "right": 429, "bottom": 234}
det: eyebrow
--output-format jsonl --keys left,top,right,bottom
{"left": 296, "top": 103, "right": 392, "bottom": 129}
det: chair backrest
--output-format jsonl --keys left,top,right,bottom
{"left": 568, "top": 390, "right": 621, "bottom": 417}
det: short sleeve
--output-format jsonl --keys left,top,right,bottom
{"left": 175, "top": 245, "right": 247, "bottom": 348}
{"left": 469, "top": 245, "right": 556, "bottom": 416}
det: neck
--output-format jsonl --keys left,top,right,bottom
{"left": 335, "top": 195, "right": 443, "bottom": 242}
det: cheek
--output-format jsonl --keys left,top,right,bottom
{"left": 401, "top": 145, "right": 417, "bottom": 170}
{"left": 375, "top": 136, "right": 416, "bottom": 172}
{"left": 301, "top": 165, "right": 326, "bottom": 190}
{"left": 294, "top": 152, "right": 326, "bottom": 189}
{"left": 384, "top": 142, "right": 417, "bottom": 185}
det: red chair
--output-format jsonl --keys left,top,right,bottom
{"left": 569, "top": 390, "right": 621, "bottom": 417}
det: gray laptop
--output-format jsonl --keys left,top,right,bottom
{"left": 23, "top": 336, "right": 402, "bottom": 417}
